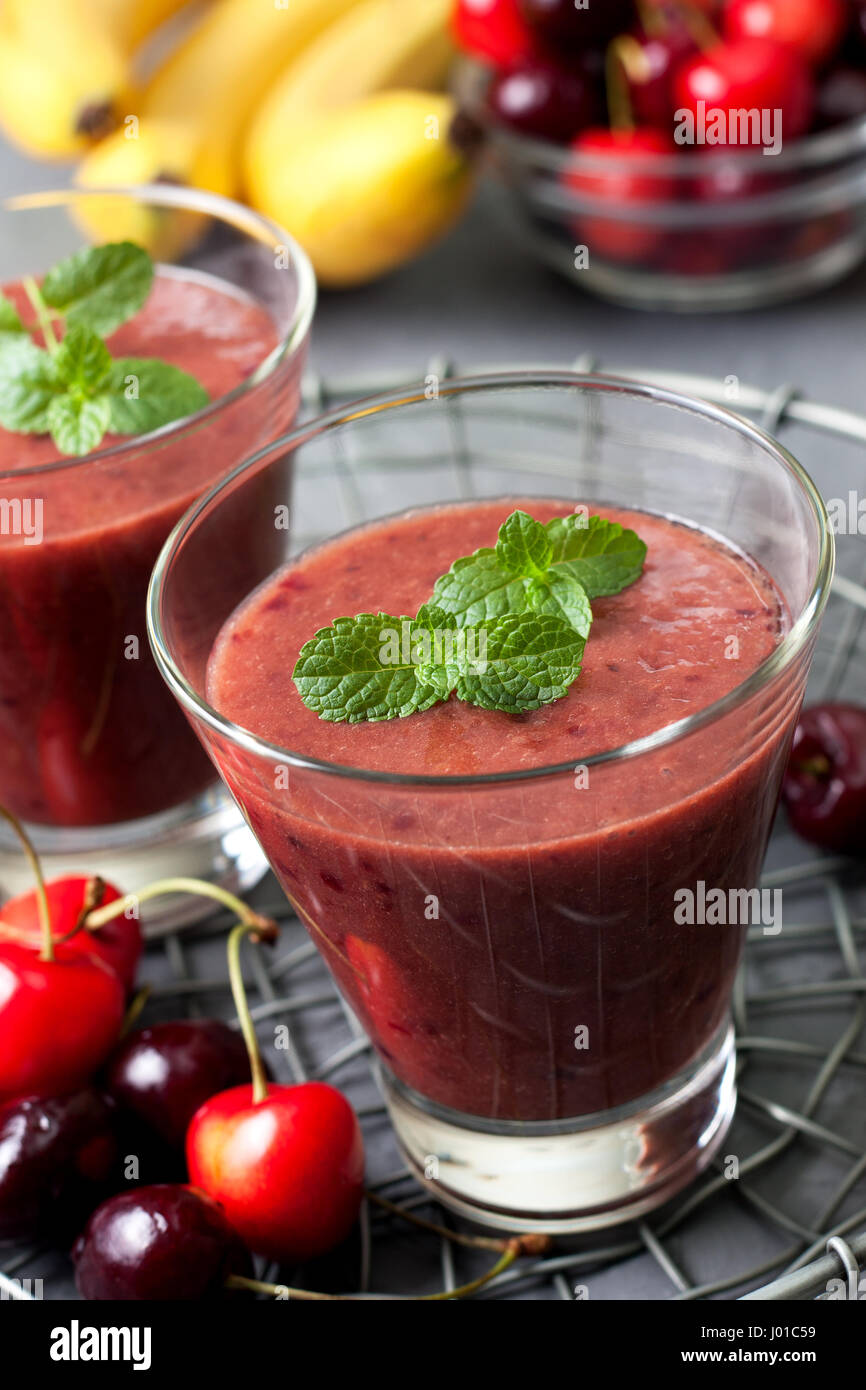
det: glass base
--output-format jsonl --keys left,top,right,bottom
{"left": 0, "top": 786, "right": 267, "bottom": 929}
{"left": 381, "top": 1022, "right": 736, "bottom": 1234}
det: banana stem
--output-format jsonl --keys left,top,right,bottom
{"left": 0, "top": 805, "right": 53, "bottom": 961}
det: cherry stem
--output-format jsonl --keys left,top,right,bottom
{"left": 225, "top": 1244, "right": 521, "bottom": 1300}
{"left": 120, "top": 984, "right": 152, "bottom": 1037}
{"left": 605, "top": 38, "right": 635, "bottom": 133}
{"left": 670, "top": 0, "right": 718, "bottom": 51}
{"left": 367, "top": 1191, "right": 506, "bottom": 1252}
{"left": 84, "top": 877, "right": 277, "bottom": 1104}
{"left": 0, "top": 805, "right": 53, "bottom": 961}
{"left": 21, "top": 276, "right": 59, "bottom": 353}
{"left": 226, "top": 921, "right": 272, "bottom": 1105}
{"left": 797, "top": 755, "right": 832, "bottom": 779}
{"left": 610, "top": 34, "right": 653, "bottom": 89}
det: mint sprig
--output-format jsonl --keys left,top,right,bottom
{"left": 292, "top": 509, "right": 646, "bottom": 722}
{"left": 293, "top": 606, "right": 585, "bottom": 723}
{"left": 0, "top": 242, "right": 209, "bottom": 456}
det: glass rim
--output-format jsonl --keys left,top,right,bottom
{"left": 0, "top": 183, "right": 317, "bottom": 479}
{"left": 147, "top": 371, "right": 835, "bottom": 788}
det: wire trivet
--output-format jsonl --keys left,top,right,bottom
{"left": 2, "top": 360, "right": 865, "bottom": 1302}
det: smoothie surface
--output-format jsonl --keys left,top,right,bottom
{"left": 207, "top": 500, "right": 787, "bottom": 776}
{"left": 0, "top": 269, "right": 277, "bottom": 476}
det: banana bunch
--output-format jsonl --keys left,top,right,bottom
{"left": 1, "top": 0, "right": 476, "bottom": 287}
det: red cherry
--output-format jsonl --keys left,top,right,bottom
{"left": 0, "top": 941, "right": 125, "bottom": 1102}
{"left": 186, "top": 1081, "right": 364, "bottom": 1264}
{"left": 724, "top": 0, "right": 848, "bottom": 70}
{"left": 782, "top": 704, "right": 866, "bottom": 854}
{"left": 675, "top": 38, "right": 816, "bottom": 147}
{"left": 487, "top": 56, "right": 600, "bottom": 141}
{"left": 564, "top": 127, "right": 677, "bottom": 265}
{"left": 453, "top": 0, "right": 537, "bottom": 67}
{"left": 0, "top": 876, "right": 140, "bottom": 991}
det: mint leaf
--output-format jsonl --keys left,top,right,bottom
{"left": 47, "top": 394, "right": 111, "bottom": 456}
{"left": 455, "top": 612, "right": 585, "bottom": 713}
{"left": 292, "top": 508, "right": 645, "bottom": 724}
{"left": 496, "top": 510, "right": 552, "bottom": 578}
{"left": 546, "top": 513, "right": 647, "bottom": 599}
{"left": 0, "top": 348, "right": 62, "bottom": 434}
{"left": 53, "top": 325, "right": 112, "bottom": 394}
{"left": 106, "top": 357, "right": 209, "bottom": 435}
{"left": 432, "top": 510, "right": 592, "bottom": 637}
{"left": 0, "top": 293, "right": 25, "bottom": 336}
{"left": 293, "top": 613, "right": 452, "bottom": 723}
{"left": 41, "top": 242, "right": 153, "bottom": 338}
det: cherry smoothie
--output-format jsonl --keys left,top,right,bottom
{"left": 207, "top": 499, "right": 795, "bottom": 1123}
{"left": 0, "top": 271, "right": 302, "bottom": 827}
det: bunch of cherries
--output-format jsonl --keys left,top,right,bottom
{"left": 0, "top": 828, "right": 364, "bottom": 1301}
{"left": 455, "top": 0, "right": 866, "bottom": 270}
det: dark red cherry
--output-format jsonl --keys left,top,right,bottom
{"left": 0, "top": 1089, "right": 117, "bottom": 1244}
{"left": 73, "top": 1184, "right": 252, "bottom": 1300}
{"left": 518, "top": 0, "right": 635, "bottom": 47}
{"left": 782, "top": 704, "right": 866, "bottom": 855}
{"left": 815, "top": 65, "right": 866, "bottom": 130}
{"left": 105, "top": 1020, "right": 253, "bottom": 1150}
{"left": 487, "top": 56, "right": 601, "bottom": 140}
{"left": 618, "top": 21, "right": 698, "bottom": 129}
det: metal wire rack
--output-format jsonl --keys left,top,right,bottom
{"left": 2, "top": 359, "right": 865, "bottom": 1302}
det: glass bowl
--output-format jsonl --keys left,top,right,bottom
{"left": 456, "top": 58, "right": 866, "bottom": 312}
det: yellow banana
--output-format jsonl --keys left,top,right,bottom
{"left": 248, "top": 91, "right": 473, "bottom": 288}
{"left": 245, "top": 0, "right": 454, "bottom": 208}
{"left": 0, "top": 0, "right": 130, "bottom": 158}
{"left": 86, "top": 0, "right": 201, "bottom": 55}
{"left": 74, "top": 120, "right": 221, "bottom": 258}
{"left": 139, "top": 0, "right": 364, "bottom": 195}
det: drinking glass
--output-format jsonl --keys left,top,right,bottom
{"left": 149, "top": 375, "right": 832, "bottom": 1229}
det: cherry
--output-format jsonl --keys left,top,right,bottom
{"left": 815, "top": 64, "right": 866, "bottom": 130}
{"left": 675, "top": 38, "right": 816, "bottom": 148}
{"left": 0, "top": 875, "right": 140, "bottom": 992}
{"left": 616, "top": 21, "right": 699, "bottom": 129}
{"left": 518, "top": 0, "right": 635, "bottom": 47}
{"left": 185, "top": 922, "right": 364, "bottom": 1264}
{"left": 487, "top": 56, "right": 601, "bottom": 140}
{"left": 0, "top": 1089, "right": 117, "bottom": 1243}
{"left": 0, "top": 942, "right": 125, "bottom": 1103}
{"left": 187, "top": 1080, "right": 364, "bottom": 1264}
{"left": 73, "top": 1184, "right": 252, "bottom": 1300}
{"left": 781, "top": 703, "right": 866, "bottom": 855}
{"left": 724, "top": 0, "right": 848, "bottom": 70}
{"left": 564, "top": 127, "right": 677, "bottom": 265}
{"left": 106, "top": 1020, "right": 252, "bottom": 1150}
{"left": 453, "top": 0, "right": 537, "bottom": 67}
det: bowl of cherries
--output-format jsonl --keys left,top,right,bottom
{"left": 454, "top": 0, "right": 866, "bottom": 310}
